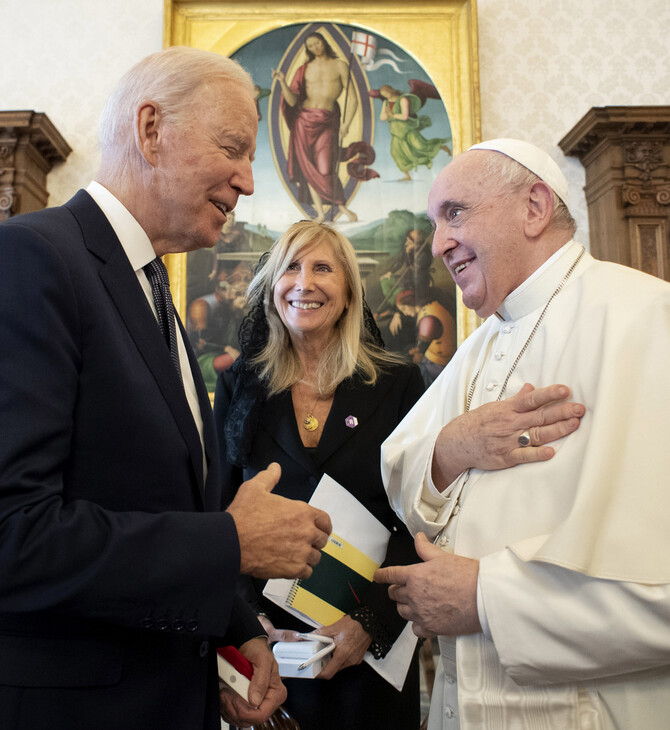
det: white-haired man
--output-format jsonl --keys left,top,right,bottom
{"left": 0, "top": 46, "right": 332, "bottom": 729}
{"left": 375, "top": 139, "right": 670, "bottom": 729}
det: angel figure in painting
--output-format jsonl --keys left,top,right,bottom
{"left": 374, "top": 81, "right": 451, "bottom": 181}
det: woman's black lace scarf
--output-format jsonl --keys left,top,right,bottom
{"left": 223, "top": 301, "right": 269, "bottom": 467}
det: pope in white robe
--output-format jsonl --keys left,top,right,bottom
{"left": 376, "top": 139, "right": 670, "bottom": 730}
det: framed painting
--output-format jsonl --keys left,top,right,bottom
{"left": 163, "top": 0, "right": 481, "bottom": 392}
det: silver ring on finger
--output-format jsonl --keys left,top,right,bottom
{"left": 518, "top": 430, "right": 531, "bottom": 447}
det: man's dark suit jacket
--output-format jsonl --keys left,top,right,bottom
{"left": 0, "top": 191, "right": 259, "bottom": 729}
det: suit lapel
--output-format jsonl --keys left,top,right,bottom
{"left": 67, "top": 191, "right": 207, "bottom": 505}
{"left": 313, "top": 374, "right": 394, "bottom": 466}
{"left": 178, "top": 313, "right": 221, "bottom": 506}
{"left": 260, "top": 391, "right": 321, "bottom": 478}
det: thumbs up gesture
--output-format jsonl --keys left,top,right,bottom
{"left": 227, "top": 463, "right": 332, "bottom": 580}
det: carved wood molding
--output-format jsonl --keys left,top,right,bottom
{"left": 559, "top": 106, "right": 670, "bottom": 281}
{"left": 620, "top": 140, "right": 670, "bottom": 211}
{"left": 0, "top": 110, "right": 72, "bottom": 220}
{"left": 0, "top": 130, "right": 19, "bottom": 219}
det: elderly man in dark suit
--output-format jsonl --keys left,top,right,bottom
{"left": 0, "top": 46, "right": 331, "bottom": 730}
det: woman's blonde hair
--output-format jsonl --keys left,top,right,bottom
{"left": 247, "top": 220, "right": 402, "bottom": 396}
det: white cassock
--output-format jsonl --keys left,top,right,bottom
{"left": 381, "top": 241, "right": 670, "bottom": 730}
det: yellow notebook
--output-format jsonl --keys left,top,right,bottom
{"left": 287, "top": 532, "right": 380, "bottom": 626}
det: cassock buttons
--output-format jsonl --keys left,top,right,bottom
{"left": 199, "top": 641, "right": 209, "bottom": 658}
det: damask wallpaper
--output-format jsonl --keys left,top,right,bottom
{"left": 477, "top": 0, "right": 670, "bottom": 245}
{"left": 3, "top": 0, "right": 670, "bottom": 246}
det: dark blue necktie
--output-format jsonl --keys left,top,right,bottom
{"left": 143, "top": 257, "right": 182, "bottom": 378}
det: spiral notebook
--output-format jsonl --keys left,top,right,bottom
{"left": 263, "top": 474, "right": 417, "bottom": 690}
{"left": 286, "top": 532, "right": 379, "bottom": 626}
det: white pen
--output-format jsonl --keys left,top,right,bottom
{"left": 297, "top": 641, "right": 336, "bottom": 671}
{"left": 296, "top": 632, "right": 334, "bottom": 644}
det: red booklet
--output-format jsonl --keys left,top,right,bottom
{"left": 217, "top": 646, "right": 253, "bottom": 700}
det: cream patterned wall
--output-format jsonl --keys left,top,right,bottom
{"left": 477, "top": 0, "right": 670, "bottom": 243}
{"left": 1, "top": 0, "right": 164, "bottom": 206}
{"left": 3, "top": 0, "right": 670, "bottom": 245}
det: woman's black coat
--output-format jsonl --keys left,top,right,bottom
{"left": 214, "top": 361, "right": 425, "bottom": 730}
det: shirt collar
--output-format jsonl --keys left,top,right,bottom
{"left": 86, "top": 181, "right": 157, "bottom": 272}
{"left": 495, "top": 240, "right": 584, "bottom": 322}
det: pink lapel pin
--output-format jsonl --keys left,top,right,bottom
{"left": 345, "top": 415, "right": 358, "bottom": 429}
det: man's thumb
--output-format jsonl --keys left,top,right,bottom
{"left": 259, "top": 462, "right": 281, "bottom": 492}
{"left": 415, "top": 532, "right": 441, "bottom": 562}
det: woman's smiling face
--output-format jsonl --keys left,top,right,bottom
{"left": 273, "top": 240, "right": 350, "bottom": 341}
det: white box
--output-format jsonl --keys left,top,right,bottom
{"left": 273, "top": 640, "right": 332, "bottom": 679}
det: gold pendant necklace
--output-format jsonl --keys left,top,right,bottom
{"left": 303, "top": 392, "right": 320, "bottom": 432}
{"left": 303, "top": 413, "right": 319, "bottom": 431}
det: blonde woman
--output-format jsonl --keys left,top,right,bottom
{"left": 214, "top": 220, "right": 424, "bottom": 729}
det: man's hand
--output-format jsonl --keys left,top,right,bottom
{"left": 374, "top": 533, "right": 481, "bottom": 638}
{"left": 227, "top": 463, "right": 332, "bottom": 579}
{"left": 432, "top": 383, "right": 585, "bottom": 489}
{"left": 313, "top": 615, "right": 372, "bottom": 679}
{"left": 219, "top": 637, "right": 286, "bottom": 726}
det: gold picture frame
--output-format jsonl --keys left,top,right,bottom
{"left": 163, "top": 0, "right": 481, "bottom": 390}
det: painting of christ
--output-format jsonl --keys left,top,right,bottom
{"left": 185, "top": 21, "right": 459, "bottom": 389}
